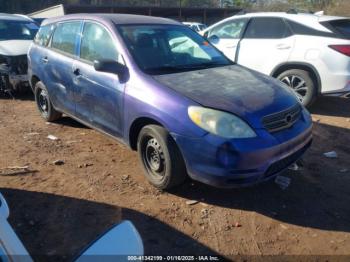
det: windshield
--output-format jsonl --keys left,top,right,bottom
{"left": 0, "top": 20, "right": 39, "bottom": 41}
{"left": 118, "top": 24, "right": 231, "bottom": 74}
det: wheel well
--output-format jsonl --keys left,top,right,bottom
{"left": 129, "top": 117, "right": 163, "bottom": 150}
{"left": 31, "top": 75, "right": 40, "bottom": 90}
{"left": 271, "top": 63, "right": 321, "bottom": 93}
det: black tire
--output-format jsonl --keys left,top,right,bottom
{"left": 137, "top": 125, "right": 187, "bottom": 190}
{"left": 277, "top": 69, "right": 317, "bottom": 107}
{"left": 34, "top": 81, "right": 62, "bottom": 122}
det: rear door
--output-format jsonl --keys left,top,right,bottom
{"left": 29, "top": 23, "right": 55, "bottom": 89}
{"left": 206, "top": 18, "right": 248, "bottom": 62}
{"left": 45, "top": 20, "right": 82, "bottom": 115}
{"left": 73, "top": 21, "right": 124, "bottom": 137}
{"left": 237, "top": 17, "right": 295, "bottom": 75}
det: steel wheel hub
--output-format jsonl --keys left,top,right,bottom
{"left": 145, "top": 138, "right": 165, "bottom": 174}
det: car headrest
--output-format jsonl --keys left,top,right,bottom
{"left": 135, "top": 33, "right": 154, "bottom": 49}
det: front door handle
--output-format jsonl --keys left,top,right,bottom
{"left": 41, "top": 57, "right": 48, "bottom": 63}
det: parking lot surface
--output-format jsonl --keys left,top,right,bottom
{"left": 1, "top": 93, "right": 350, "bottom": 260}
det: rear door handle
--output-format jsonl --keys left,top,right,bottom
{"left": 276, "top": 44, "right": 291, "bottom": 50}
{"left": 41, "top": 57, "right": 48, "bottom": 63}
{"left": 73, "top": 68, "right": 81, "bottom": 76}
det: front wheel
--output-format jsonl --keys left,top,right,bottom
{"left": 137, "top": 125, "right": 187, "bottom": 190}
{"left": 277, "top": 69, "right": 317, "bottom": 107}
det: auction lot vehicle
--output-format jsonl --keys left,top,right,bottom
{"left": 0, "top": 13, "right": 38, "bottom": 93}
{"left": 202, "top": 12, "right": 350, "bottom": 106}
{"left": 183, "top": 22, "right": 207, "bottom": 32}
{"left": 28, "top": 14, "right": 312, "bottom": 189}
{"left": 0, "top": 192, "right": 143, "bottom": 261}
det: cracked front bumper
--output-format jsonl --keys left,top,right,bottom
{"left": 172, "top": 110, "right": 313, "bottom": 188}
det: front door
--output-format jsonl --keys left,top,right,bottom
{"left": 206, "top": 18, "right": 248, "bottom": 62}
{"left": 73, "top": 21, "right": 124, "bottom": 137}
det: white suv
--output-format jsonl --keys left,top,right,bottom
{"left": 202, "top": 12, "right": 350, "bottom": 106}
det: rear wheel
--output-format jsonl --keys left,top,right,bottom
{"left": 277, "top": 69, "right": 317, "bottom": 107}
{"left": 137, "top": 125, "right": 187, "bottom": 190}
{"left": 34, "top": 81, "right": 62, "bottom": 122}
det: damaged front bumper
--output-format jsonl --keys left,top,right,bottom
{"left": 0, "top": 54, "right": 29, "bottom": 92}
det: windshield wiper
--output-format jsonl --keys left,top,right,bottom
{"left": 145, "top": 62, "right": 232, "bottom": 74}
{"left": 179, "top": 62, "right": 231, "bottom": 70}
{"left": 145, "top": 66, "right": 188, "bottom": 74}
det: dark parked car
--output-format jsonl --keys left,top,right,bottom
{"left": 28, "top": 14, "right": 313, "bottom": 189}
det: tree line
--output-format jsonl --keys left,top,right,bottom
{"left": 0, "top": 0, "right": 343, "bottom": 15}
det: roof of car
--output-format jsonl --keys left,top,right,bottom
{"left": 0, "top": 13, "right": 34, "bottom": 22}
{"left": 238, "top": 12, "right": 347, "bottom": 21}
{"left": 43, "top": 13, "right": 181, "bottom": 26}
{"left": 204, "top": 12, "right": 348, "bottom": 33}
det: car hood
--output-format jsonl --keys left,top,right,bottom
{"left": 0, "top": 40, "right": 32, "bottom": 56}
{"left": 153, "top": 65, "right": 299, "bottom": 128}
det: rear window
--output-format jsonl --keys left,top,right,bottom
{"left": 323, "top": 19, "right": 350, "bottom": 39}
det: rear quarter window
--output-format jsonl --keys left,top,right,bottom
{"left": 322, "top": 19, "right": 350, "bottom": 39}
{"left": 287, "top": 20, "right": 334, "bottom": 38}
{"left": 34, "top": 24, "right": 55, "bottom": 46}
{"left": 51, "top": 21, "right": 81, "bottom": 55}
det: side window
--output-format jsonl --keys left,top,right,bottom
{"left": 80, "top": 22, "right": 118, "bottom": 63}
{"left": 244, "top": 17, "right": 291, "bottom": 39}
{"left": 51, "top": 21, "right": 81, "bottom": 55}
{"left": 34, "top": 24, "right": 55, "bottom": 46}
{"left": 209, "top": 19, "right": 247, "bottom": 39}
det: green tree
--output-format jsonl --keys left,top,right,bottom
{"left": 287, "top": 0, "right": 335, "bottom": 11}
{"left": 221, "top": 0, "right": 253, "bottom": 8}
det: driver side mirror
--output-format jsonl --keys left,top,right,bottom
{"left": 94, "top": 59, "right": 129, "bottom": 82}
{"left": 208, "top": 34, "right": 220, "bottom": 44}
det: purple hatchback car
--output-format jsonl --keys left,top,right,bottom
{"left": 28, "top": 14, "right": 313, "bottom": 189}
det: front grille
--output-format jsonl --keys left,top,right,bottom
{"left": 262, "top": 104, "right": 302, "bottom": 133}
{"left": 8, "top": 55, "right": 28, "bottom": 75}
{"left": 265, "top": 140, "right": 311, "bottom": 178}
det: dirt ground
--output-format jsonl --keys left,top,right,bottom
{"left": 1, "top": 92, "right": 350, "bottom": 261}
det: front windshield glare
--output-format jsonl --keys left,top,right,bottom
{"left": 0, "top": 20, "right": 39, "bottom": 41}
{"left": 118, "top": 25, "right": 231, "bottom": 74}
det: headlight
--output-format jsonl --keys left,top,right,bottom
{"left": 188, "top": 106, "right": 256, "bottom": 138}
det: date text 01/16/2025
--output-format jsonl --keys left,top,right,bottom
{"left": 127, "top": 256, "right": 221, "bottom": 261}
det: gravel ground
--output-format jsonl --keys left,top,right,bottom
{"left": 1, "top": 92, "right": 350, "bottom": 261}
